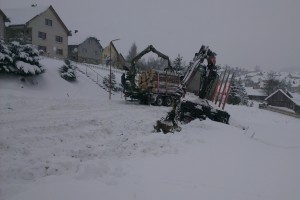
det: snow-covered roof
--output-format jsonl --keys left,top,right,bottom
{"left": 245, "top": 87, "right": 266, "bottom": 96}
{"left": 4, "top": 6, "right": 49, "bottom": 26}
{"left": 265, "top": 89, "right": 288, "bottom": 101}
{"left": 4, "top": 5, "right": 71, "bottom": 36}
{"left": 68, "top": 35, "right": 102, "bottom": 48}
{"left": 265, "top": 89, "right": 300, "bottom": 106}
{"left": 290, "top": 92, "right": 300, "bottom": 106}
{"left": 102, "top": 40, "right": 123, "bottom": 56}
{"left": 111, "top": 41, "right": 123, "bottom": 55}
{"left": 68, "top": 33, "right": 88, "bottom": 46}
{"left": 0, "top": 9, "right": 10, "bottom": 22}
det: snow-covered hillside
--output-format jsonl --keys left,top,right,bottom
{"left": 240, "top": 71, "right": 300, "bottom": 89}
{"left": 1, "top": 58, "right": 300, "bottom": 200}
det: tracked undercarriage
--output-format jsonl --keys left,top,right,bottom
{"left": 154, "top": 96, "right": 230, "bottom": 134}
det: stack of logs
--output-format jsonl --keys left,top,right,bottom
{"left": 138, "top": 69, "right": 180, "bottom": 94}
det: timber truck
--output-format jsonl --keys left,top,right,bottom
{"left": 123, "top": 45, "right": 182, "bottom": 106}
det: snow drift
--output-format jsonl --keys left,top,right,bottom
{"left": 0, "top": 58, "right": 300, "bottom": 200}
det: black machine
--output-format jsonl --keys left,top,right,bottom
{"left": 154, "top": 45, "right": 231, "bottom": 133}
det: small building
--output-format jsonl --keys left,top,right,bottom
{"left": 4, "top": 5, "right": 71, "bottom": 59}
{"left": 265, "top": 89, "right": 300, "bottom": 114}
{"left": 245, "top": 87, "right": 267, "bottom": 101}
{"left": 0, "top": 9, "right": 10, "bottom": 40}
{"left": 102, "top": 42, "right": 125, "bottom": 69}
{"left": 68, "top": 36, "right": 103, "bottom": 64}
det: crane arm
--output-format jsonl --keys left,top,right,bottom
{"left": 131, "top": 45, "right": 171, "bottom": 68}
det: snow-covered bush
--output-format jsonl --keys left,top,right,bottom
{"left": 0, "top": 40, "right": 14, "bottom": 72}
{"left": 59, "top": 59, "right": 76, "bottom": 81}
{"left": 0, "top": 40, "right": 45, "bottom": 75}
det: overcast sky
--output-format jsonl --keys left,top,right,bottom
{"left": 1, "top": 0, "right": 300, "bottom": 71}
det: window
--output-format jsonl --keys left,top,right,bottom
{"left": 56, "top": 36, "right": 63, "bottom": 43}
{"left": 56, "top": 49, "right": 63, "bottom": 55}
{"left": 38, "top": 46, "right": 47, "bottom": 53}
{"left": 38, "top": 31, "right": 47, "bottom": 40}
{"left": 45, "top": 18, "right": 52, "bottom": 26}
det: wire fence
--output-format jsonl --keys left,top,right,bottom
{"left": 44, "top": 56, "right": 122, "bottom": 95}
{"left": 42, "top": 56, "right": 125, "bottom": 75}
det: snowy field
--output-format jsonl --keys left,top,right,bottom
{"left": 1, "top": 58, "right": 300, "bottom": 200}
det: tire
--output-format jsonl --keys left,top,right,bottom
{"left": 156, "top": 96, "right": 163, "bottom": 106}
{"left": 164, "top": 97, "right": 172, "bottom": 106}
{"left": 150, "top": 95, "right": 156, "bottom": 105}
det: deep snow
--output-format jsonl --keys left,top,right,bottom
{"left": 0, "top": 58, "right": 300, "bottom": 200}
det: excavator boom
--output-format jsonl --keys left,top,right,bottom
{"left": 154, "top": 45, "right": 231, "bottom": 134}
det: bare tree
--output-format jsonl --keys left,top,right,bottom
{"left": 263, "top": 71, "right": 281, "bottom": 95}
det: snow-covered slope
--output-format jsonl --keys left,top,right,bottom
{"left": 1, "top": 58, "right": 300, "bottom": 200}
{"left": 240, "top": 71, "right": 300, "bottom": 89}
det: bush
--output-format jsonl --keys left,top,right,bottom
{"left": 0, "top": 40, "right": 13, "bottom": 72}
{"left": 0, "top": 40, "right": 45, "bottom": 75}
{"left": 59, "top": 59, "right": 76, "bottom": 81}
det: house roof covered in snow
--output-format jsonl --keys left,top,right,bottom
{"left": 245, "top": 87, "right": 266, "bottom": 96}
{"left": 4, "top": 6, "right": 49, "bottom": 26}
{"left": 290, "top": 92, "right": 300, "bottom": 106}
{"left": 68, "top": 33, "right": 84, "bottom": 46}
{"left": 0, "top": 9, "right": 10, "bottom": 22}
{"left": 265, "top": 89, "right": 300, "bottom": 106}
{"left": 68, "top": 34, "right": 102, "bottom": 47}
{"left": 4, "top": 5, "right": 71, "bottom": 36}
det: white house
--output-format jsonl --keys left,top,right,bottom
{"left": 4, "top": 5, "right": 71, "bottom": 59}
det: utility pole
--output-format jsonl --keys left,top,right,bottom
{"left": 109, "top": 38, "right": 120, "bottom": 100}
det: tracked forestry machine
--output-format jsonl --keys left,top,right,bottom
{"left": 154, "top": 45, "right": 232, "bottom": 134}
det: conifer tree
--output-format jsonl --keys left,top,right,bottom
{"left": 59, "top": 59, "right": 76, "bottom": 81}
{"left": 0, "top": 40, "right": 13, "bottom": 72}
{"left": 103, "top": 72, "right": 117, "bottom": 91}
{"left": 1, "top": 40, "right": 44, "bottom": 75}
{"left": 173, "top": 54, "right": 184, "bottom": 73}
{"left": 228, "top": 78, "right": 249, "bottom": 105}
{"left": 227, "top": 78, "right": 241, "bottom": 105}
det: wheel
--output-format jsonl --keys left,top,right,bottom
{"left": 164, "top": 97, "right": 172, "bottom": 106}
{"left": 150, "top": 95, "right": 156, "bottom": 105}
{"left": 156, "top": 96, "right": 163, "bottom": 106}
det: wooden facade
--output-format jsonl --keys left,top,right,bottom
{"left": 265, "top": 89, "right": 300, "bottom": 114}
{"left": 248, "top": 94, "right": 267, "bottom": 101}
